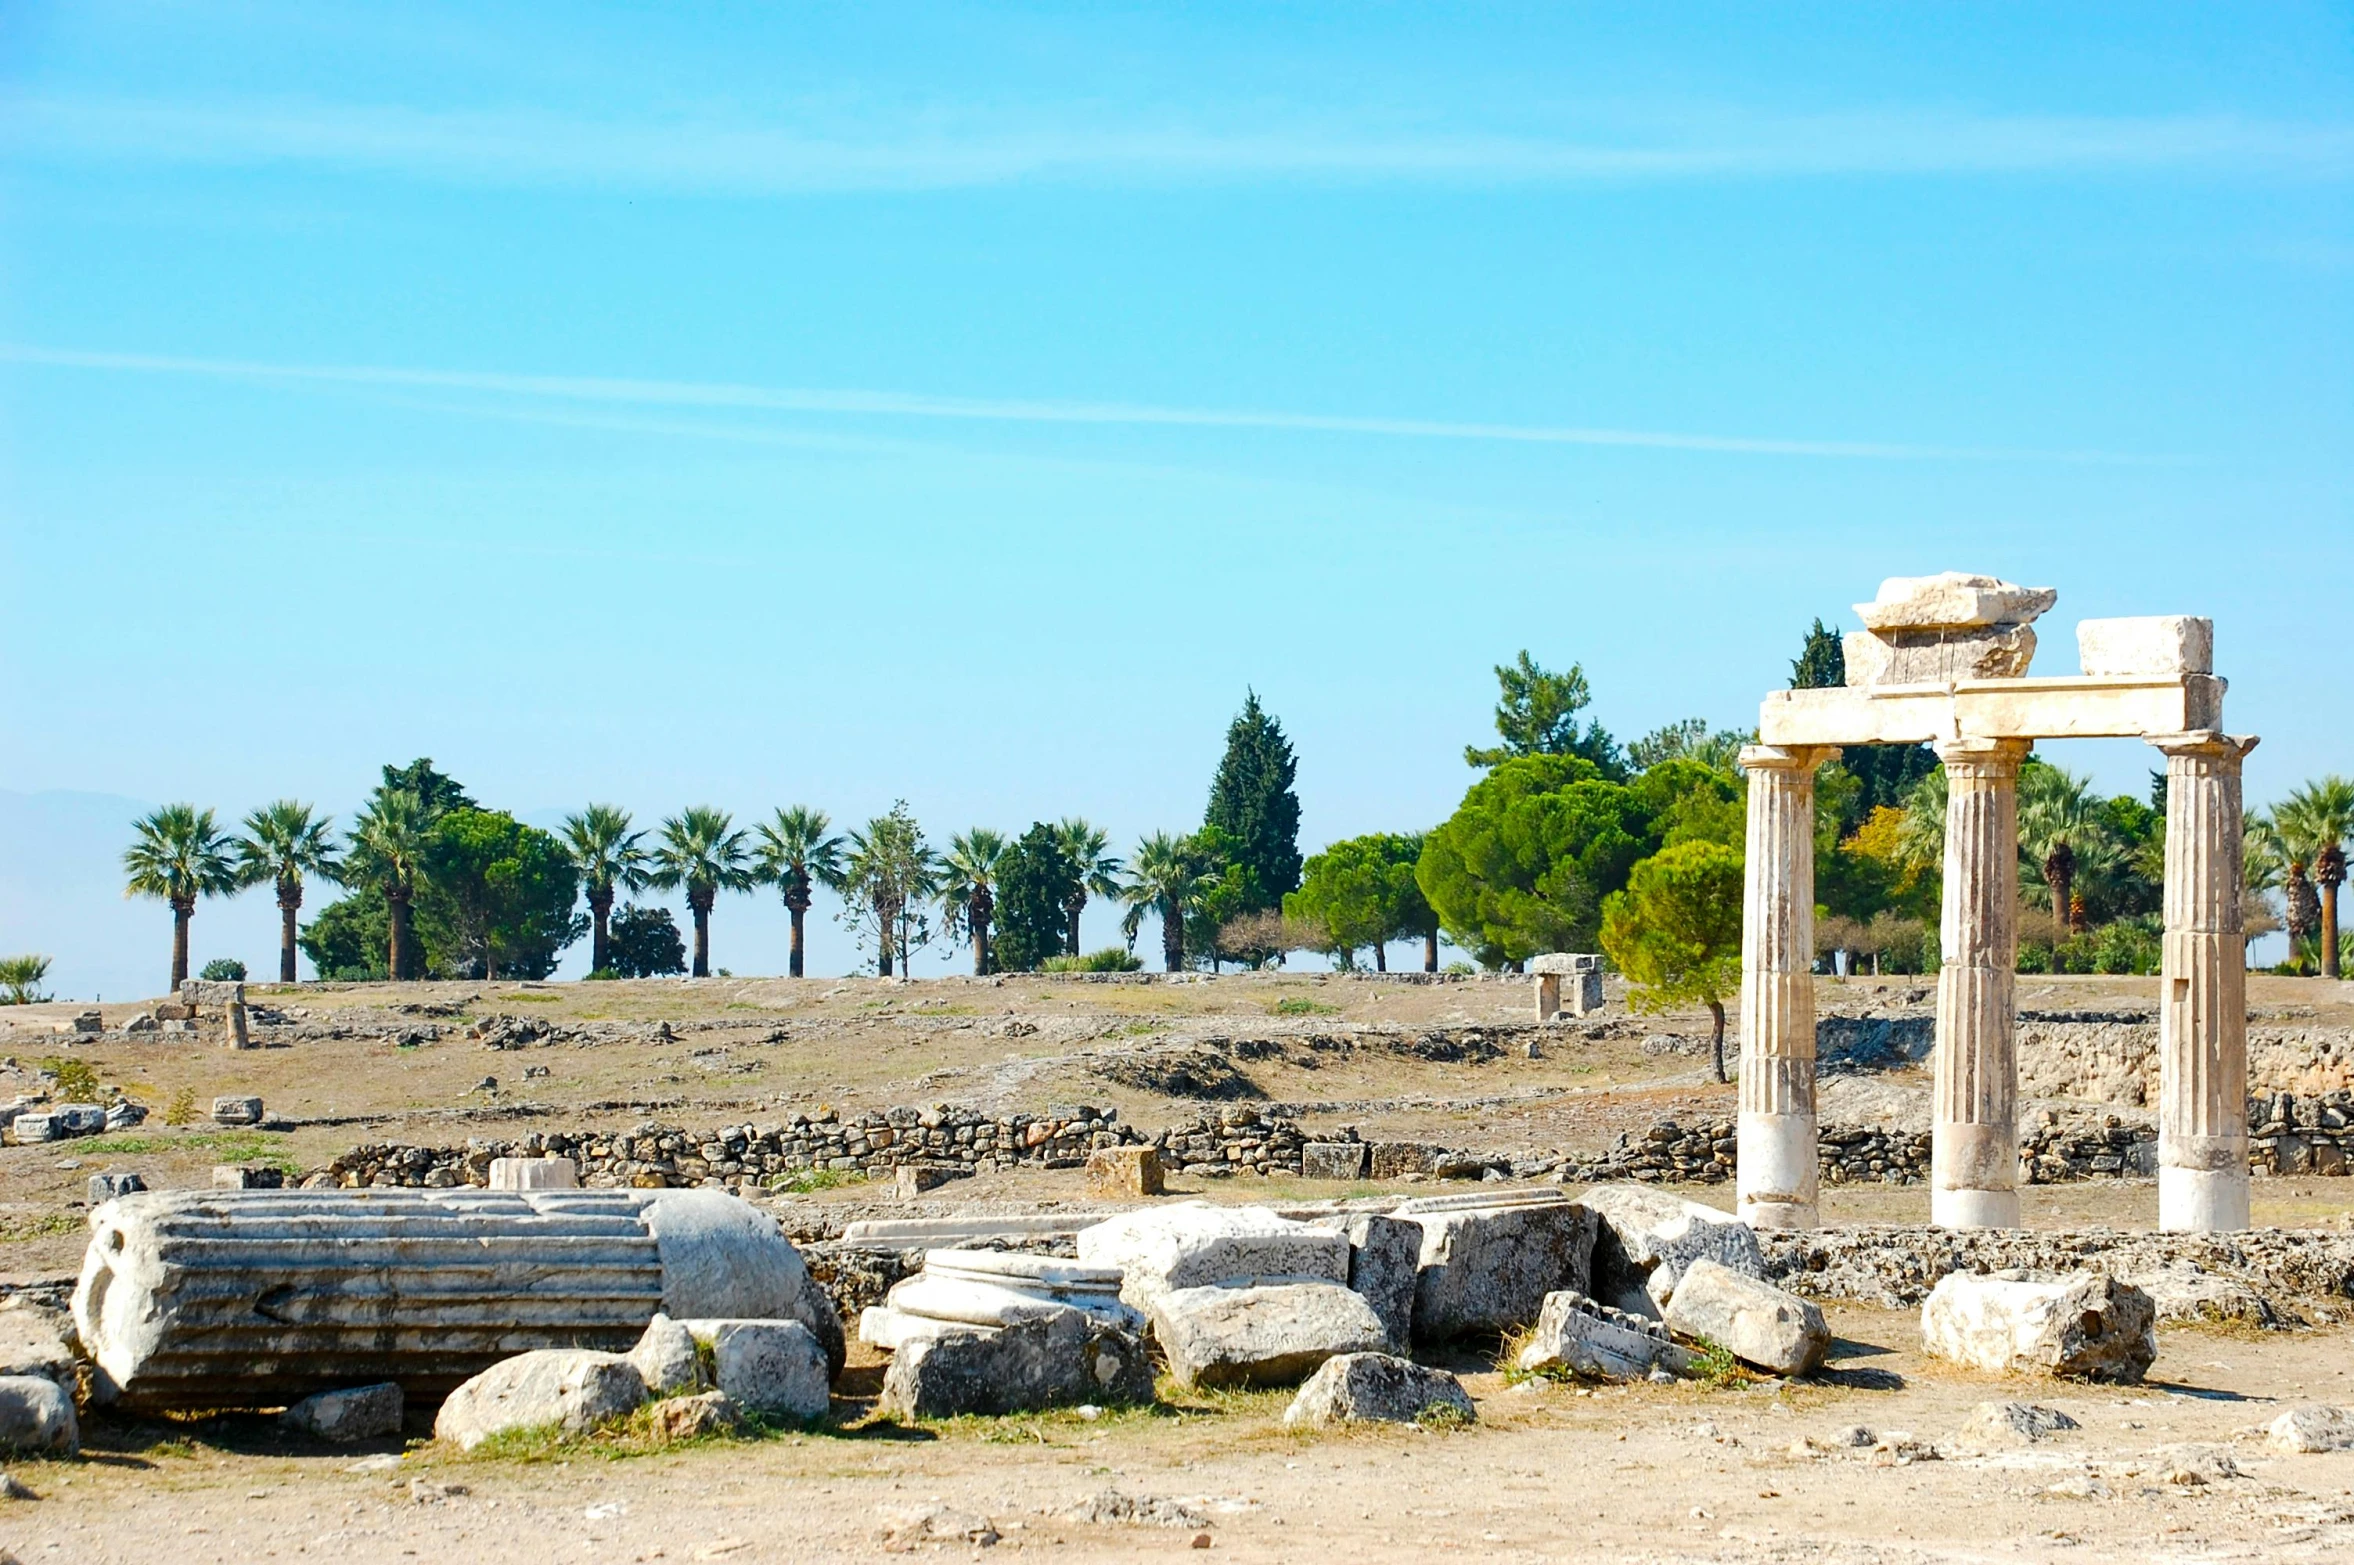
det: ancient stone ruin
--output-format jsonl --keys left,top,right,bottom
{"left": 1738, "top": 573, "right": 2255, "bottom": 1234}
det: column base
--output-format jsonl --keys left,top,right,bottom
{"left": 1736, "top": 1111, "right": 1818, "bottom": 1231}
{"left": 1932, "top": 1186, "right": 2020, "bottom": 1230}
{"left": 2159, "top": 1167, "right": 2249, "bottom": 1233}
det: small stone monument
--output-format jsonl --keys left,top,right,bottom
{"left": 1530, "top": 953, "right": 1604, "bottom": 1021}
{"left": 487, "top": 1156, "right": 579, "bottom": 1191}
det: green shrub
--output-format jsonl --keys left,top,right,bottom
{"left": 43, "top": 1058, "right": 103, "bottom": 1103}
{"left": 163, "top": 1087, "right": 199, "bottom": 1126}
{"left": 1267, "top": 996, "right": 1339, "bottom": 1016}
{"left": 1442, "top": 961, "right": 1475, "bottom": 976}
{"left": 198, "top": 958, "right": 247, "bottom": 982}
{"left": 1039, "top": 947, "right": 1143, "bottom": 974}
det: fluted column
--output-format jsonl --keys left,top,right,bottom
{"left": 1737, "top": 744, "right": 1835, "bottom": 1230}
{"left": 2152, "top": 731, "right": 2258, "bottom": 1232}
{"left": 1932, "top": 738, "right": 2031, "bottom": 1229}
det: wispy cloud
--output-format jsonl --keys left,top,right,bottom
{"left": 7, "top": 93, "right": 2351, "bottom": 192}
{"left": 0, "top": 343, "right": 2171, "bottom": 463}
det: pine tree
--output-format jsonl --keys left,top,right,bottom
{"left": 1204, "top": 691, "right": 1303, "bottom": 912}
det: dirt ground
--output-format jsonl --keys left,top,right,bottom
{"left": 6, "top": 1308, "right": 2353, "bottom": 1564}
{"left": 4, "top": 972, "right": 2353, "bottom": 1562}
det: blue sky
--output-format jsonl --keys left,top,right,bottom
{"left": 2, "top": 3, "right": 2349, "bottom": 996}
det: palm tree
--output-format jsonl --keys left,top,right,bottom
{"left": 1051, "top": 817, "right": 1124, "bottom": 956}
{"left": 840, "top": 804, "right": 939, "bottom": 978}
{"left": 2019, "top": 764, "right": 2105, "bottom": 935}
{"left": 648, "top": 806, "right": 755, "bottom": 978}
{"left": 562, "top": 805, "right": 649, "bottom": 975}
{"left": 343, "top": 787, "right": 437, "bottom": 979}
{"left": 753, "top": 807, "right": 845, "bottom": 978}
{"left": 2276, "top": 777, "right": 2354, "bottom": 978}
{"left": 937, "top": 829, "right": 1009, "bottom": 975}
{"left": 0, "top": 955, "right": 52, "bottom": 1005}
{"left": 234, "top": 801, "right": 341, "bottom": 984}
{"left": 122, "top": 804, "right": 241, "bottom": 992}
{"left": 1119, "top": 831, "right": 1217, "bottom": 973}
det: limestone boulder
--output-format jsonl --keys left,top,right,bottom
{"left": 879, "top": 1309, "right": 1155, "bottom": 1419}
{"left": 0, "top": 1375, "right": 78, "bottom": 1454}
{"left": 433, "top": 1350, "right": 647, "bottom": 1450}
{"left": 1919, "top": 1272, "right": 2156, "bottom": 1383}
{"left": 1580, "top": 1184, "right": 1762, "bottom": 1315}
{"left": 789, "top": 1261, "right": 848, "bottom": 1381}
{"left": 1517, "top": 1289, "right": 1695, "bottom": 1381}
{"left": 1282, "top": 1353, "right": 1475, "bottom": 1428}
{"left": 2267, "top": 1405, "right": 2354, "bottom": 1454}
{"left": 1663, "top": 1259, "right": 1830, "bottom": 1376}
{"left": 1961, "top": 1401, "right": 2080, "bottom": 1446}
{"left": 1151, "top": 1281, "right": 1389, "bottom": 1390}
{"left": 675, "top": 1319, "right": 829, "bottom": 1424}
{"left": 282, "top": 1382, "right": 404, "bottom": 1443}
{"left": 1077, "top": 1203, "right": 1348, "bottom": 1314}
{"left": 1084, "top": 1147, "right": 1164, "bottom": 1199}
{"left": 1339, "top": 1214, "right": 1420, "bottom": 1351}
{"left": 0, "top": 1304, "right": 77, "bottom": 1392}
{"left": 629, "top": 1313, "right": 705, "bottom": 1397}
{"left": 648, "top": 1389, "right": 741, "bottom": 1440}
{"left": 1401, "top": 1196, "right": 1596, "bottom": 1342}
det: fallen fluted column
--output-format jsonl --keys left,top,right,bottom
{"left": 2152, "top": 730, "right": 2259, "bottom": 1233}
{"left": 74, "top": 1186, "right": 813, "bottom": 1410}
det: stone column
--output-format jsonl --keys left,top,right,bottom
{"left": 2151, "top": 731, "right": 2258, "bottom": 1232}
{"left": 1932, "top": 738, "right": 2032, "bottom": 1229}
{"left": 1736, "top": 745, "right": 1834, "bottom": 1230}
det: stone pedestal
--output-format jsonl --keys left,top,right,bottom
{"left": 1736, "top": 745, "right": 1835, "bottom": 1231}
{"left": 2151, "top": 731, "right": 2258, "bottom": 1233}
{"left": 488, "top": 1156, "right": 579, "bottom": 1191}
{"left": 1932, "top": 738, "right": 2031, "bottom": 1229}
{"left": 1532, "top": 954, "right": 1605, "bottom": 1021}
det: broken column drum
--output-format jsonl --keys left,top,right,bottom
{"left": 1932, "top": 736, "right": 2031, "bottom": 1231}
{"left": 74, "top": 1186, "right": 811, "bottom": 1411}
{"left": 2153, "top": 731, "right": 2257, "bottom": 1233}
{"left": 1736, "top": 744, "right": 1834, "bottom": 1231}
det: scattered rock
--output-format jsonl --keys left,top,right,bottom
{"left": 1662, "top": 1259, "right": 1830, "bottom": 1376}
{"left": 1402, "top": 1197, "right": 1597, "bottom": 1343}
{"left": 0, "top": 1377, "right": 77, "bottom": 1455}
{"left": 1517, "top": 1289, "right": 1694, "bottom": 1381}
{"left": 1282, "top": 1352, "right": 1475, "bottom": 1427}
{"left": 1064, "top": 1491, "right": 1212, "bottom": 1529}
{"left": 877, "top": 1505, "right": 999, "bottom": 1549}
{"left": 432, "top": 1350, "right": 647, "bottom": 1451}
{"left": 1963, "top": 1401, "right": 2081, "bottom": 1446}
{"left": 1919, "top": 1272, "right": 2156, "bottom": 1383}
{"left": 0, "top": 1471, "right": 35, "bottom": 1499}
{"left": 2114, "top": 1260, "right": 2275, "bottom": 1327}
{"left": 211, "top": 1095, "right": 264, "bottom": 1126}
{"left": 0, "top": 1307, "right": 77, "bottom": 1393}
{"left": 2268, "top": 1404, "right": 2354, "bottom": 1454}
{"left": 1152, "top": 1281, "right": 1389, "bottom": 1390}
{"left": 879, "top": 1310, "right": 1154, "bottom": 1419}
{"left": 648, "top": 1390, "right": 742, "bottom": 1441}
{"left": 281, "top": 1383, "right": 404, "bottom": 1443}
{"left": 86, "top": 1171, "right": 145, "bottom": 1204}
{"left": 629, "top": 1314, "right": 705, "bottom": 1397}
{"left": 677, "top": 1320, "right": 829, "bottom": 1423}
{"left": 1580, "top": 1184, "right": 1764, "bottom": 1315}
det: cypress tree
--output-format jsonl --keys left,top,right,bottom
{"left": 1203, "top": 691, "right": 1303, "bottom": 912}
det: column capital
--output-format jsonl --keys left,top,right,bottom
{"left": 1933, "top": 735, "right": 2032, "bottom": 774}
{"left": 1738, "top": 744, "right": 1839, "bottom": 774}
{"left": 2147, "top": 730, "right": 2260, "bottom": 764}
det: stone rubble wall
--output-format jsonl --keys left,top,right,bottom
{"left": 319, "top": 1104, "right": 1336, "bottom": 1193}
{"left": 1759, "top": 1225, "right": 2354, "bottom": 1310}
{"left": 1822, "top": 1012, "right": 2354, "bottom": 1105}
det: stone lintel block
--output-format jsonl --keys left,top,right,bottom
{"left": 1301, "top": 1142, "right": 1369, "bottom": 1181}
{"left": 1084, "top": 1146, "right": 1165, "bottom": 1199}
{"left": 1844, "top": 624, "right": 2037, "bottom": 688}
{"left": 211, "top": 1095, "right": 264, "bottom": 1126}
{"left": 2077, "top": 616, "right": 2213, "bottom": 677}
{"left": 1758, "top": 674, "right": 2224, "bottom": 749}
{"left": 1854, "top": 572, "right": 2057, "bottom": 632}
{"left": 1529, "top": 953, "right": 1604, "bottom": 976}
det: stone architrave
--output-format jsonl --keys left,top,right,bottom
{"left": 2150, "top": 731, "right": 2258, "bottom": 1233}
{"left": 1736, "top": 744, "right": 1836, "bottom": 1231}
{"left": 1932, "top": 737, "right": 2032, "bottom": 1230}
